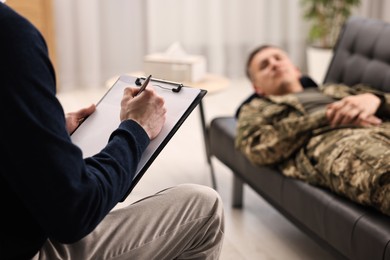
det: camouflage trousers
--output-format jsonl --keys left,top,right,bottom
{"left": 282, "top": 122, "right": 390, "bottom": 216}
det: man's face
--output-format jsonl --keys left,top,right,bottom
{"left": 248, "top": 47, "right": 302, "bottom": 96}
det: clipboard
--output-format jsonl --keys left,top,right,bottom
{"left": 70, "top": 74, "right": 207, "bottom": 201}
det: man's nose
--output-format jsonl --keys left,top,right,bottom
{"left": 269, "top": 58, "right": 279, "bottom": 69}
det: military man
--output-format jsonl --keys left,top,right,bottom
{"left": 236, "top": 45, "right": 390, "bottom": 215}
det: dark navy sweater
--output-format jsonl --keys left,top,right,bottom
{"left": 0, "top": 4, "right": 149, "bottom": 259}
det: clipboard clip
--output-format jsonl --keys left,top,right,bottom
{"left": 135, "top": 77, "right": 183, "bottom": 93}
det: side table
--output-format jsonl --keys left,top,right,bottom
{"left": 105, "top": 73, "right": 230, "bottom": 190}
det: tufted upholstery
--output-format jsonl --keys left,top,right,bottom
{"left": 325, "top": 16, "right": 390, "bottom": 93}
{"left": 208, "top": 16, "right": 390, "bottom": 260}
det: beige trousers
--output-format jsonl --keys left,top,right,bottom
{"left": 32, "top": 184, "right": 224, "bottom": 260}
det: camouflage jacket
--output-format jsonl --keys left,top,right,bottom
{"left": 235, "top": 83, "right": 390, "bottom": 215}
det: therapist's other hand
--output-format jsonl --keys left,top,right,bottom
{"left": 66, "top": 104, "right": 96, "bottom": 134}
{"left": 120, "top": 87, "right": 166, "bottom": 140}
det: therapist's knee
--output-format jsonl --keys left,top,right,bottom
{"left": 174, "top": 184, "right": 224, "bottom": 217}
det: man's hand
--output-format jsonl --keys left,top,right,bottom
{"left": 66, "top": 104, "right": 96, "bottom": 134}
{"left": 326, "top": 93, "right": 382, "bottom": 127}
{"left": 120, "top": 87, "right": 166, "bottom": 140}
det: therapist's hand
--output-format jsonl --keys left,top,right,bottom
{"left": 120, "top": 86, "right": 166, "bottom": 140}
{"left": 66, "top": 104, "right": 96, "bottom": 134}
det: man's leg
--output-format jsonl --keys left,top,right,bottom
{"left": 33, "top": 184, "right": 225, "bottom": 260}
{"left": 307, "top": 126, "right": 390, "bottom": 214}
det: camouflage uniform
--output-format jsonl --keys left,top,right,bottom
{"left": 236, "top": 83, "right": 390, "bottom": 215}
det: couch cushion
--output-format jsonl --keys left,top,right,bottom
{"left": 325, "top": 16, "right": 390, "bottom": 93}
{"left": 351, "top": 211, "right": 390, "bottom": 260}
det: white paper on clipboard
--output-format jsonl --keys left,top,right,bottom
{"left": 70, "top": 74, "right": 206, "bottom": 200}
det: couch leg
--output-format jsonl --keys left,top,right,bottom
{"left": 232, "top": 175, "right": 243, "bottom": 208}
{"left": 199, "top": 101, "right": 217, "bottom": 190}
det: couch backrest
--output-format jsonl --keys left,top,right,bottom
{"left": 324, "top": 16, "right": 390, "bottom": 93}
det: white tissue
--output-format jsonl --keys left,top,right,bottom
{"left": 144, "top": 42, "right": 207, "bottom": 83}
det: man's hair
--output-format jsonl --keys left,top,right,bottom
{"left": 245, "top": 44, "right": 276, "bottom": 80}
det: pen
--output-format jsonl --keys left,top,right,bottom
{"left": 136, "top": 74, "right": 152, "bottom": 96}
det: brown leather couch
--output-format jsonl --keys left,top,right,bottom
{"left": 208, "top": 16, "right": 390, "bottom": 260}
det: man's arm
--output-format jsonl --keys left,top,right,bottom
{"left": 321, "top": 83, "right": 390, "bottom": 126}
{"left": 0, "top": 4, "right": 165, "bottom": 244}
{"left": 235, "top": 98, "right": 328, "bottom": 166}
{"left": 326, "top": 93, "right": 382, "bottom": 126}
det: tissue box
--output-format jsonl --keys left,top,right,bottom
{"left": 144, "top": 53, "right": 207, "bottom": 83}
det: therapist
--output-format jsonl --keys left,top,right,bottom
{"left": 0, "top": 2, "right": 225, "bottom": 259}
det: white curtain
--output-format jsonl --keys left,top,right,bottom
{"left": 54, "top": 0, "right": 146, "bottom": 91}
{"left": 146, "top": 0, "right": 306, "bottom": 79}
{"left": 358, "top": 0, "right": 390, "bottom": 22}
{"left": 53, "top": 0, "right": 390, "bottom": 92}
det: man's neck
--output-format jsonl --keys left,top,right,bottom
{"left": 277, "top": 80, "right": 304, "bottom": 95}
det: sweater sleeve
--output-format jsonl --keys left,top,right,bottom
{"left": 0, "top": 5, "right": 149, "bottom": 244}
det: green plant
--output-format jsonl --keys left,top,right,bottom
{"left": 301, "top": 0, "right": 361, "bottom": 48}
